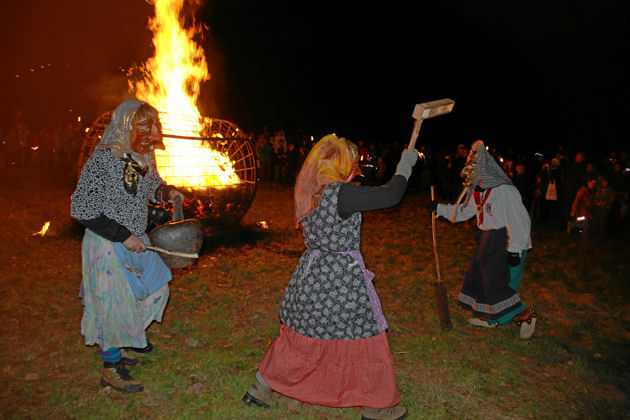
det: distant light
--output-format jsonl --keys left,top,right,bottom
{"left": 31, "top": 146, "right": 39, "bottom": 151}
{"left": 15, "top": 74, "right": 19, "bottom": 78}
{"left": 77, "top": 116, "right": 81, "bottom": 122}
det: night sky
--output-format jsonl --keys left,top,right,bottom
{"left": 1, "top": 0, "right": 628, "bottom": 156}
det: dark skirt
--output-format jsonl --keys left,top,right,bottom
{"left": 458, "top": 227, "right": 522, "bottom": 319}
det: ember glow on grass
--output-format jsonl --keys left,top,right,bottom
{"left": 33, "top": 221, "right": 50, "bottom": 236}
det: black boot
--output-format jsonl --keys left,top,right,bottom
{"left": 126, "top": 341, "right": 154, "bottom": 354}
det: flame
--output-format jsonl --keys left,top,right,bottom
{"left": 256, "top": 221, "right": 269, "bottom": 230}
{"left": 131, "top": 0, "right": 239, "bottom": 189}
{"left": 33, "top": 221, "right": 50, "bottom": 237}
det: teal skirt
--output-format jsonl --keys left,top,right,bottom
{"left": 80, "top": 229, "right": 170, "bottom": 349}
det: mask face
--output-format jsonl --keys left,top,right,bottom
{"left": 460, "top": 149, "right": 478, "bottom": 187}
{"left": 131, "top": 119, "right": 164, "bottom": 154}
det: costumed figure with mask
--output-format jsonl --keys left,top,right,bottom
{"left": 432, "top": 140, "right": 537, "bottom": 339}
{"left": 242, "top": 134, "right": 417, "bottom": 420}
{"left": 71, "top": 100, "right": 184, "bottom": 393}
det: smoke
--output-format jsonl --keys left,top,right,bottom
{"left": 85, "top": 71, "right": 137, "bottom": 117}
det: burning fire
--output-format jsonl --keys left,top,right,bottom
{"left": 130, "top": 0, "right": 239, "bottom": 189}
{"left": 33, "top": 221, "right": 50, "bottom": 237}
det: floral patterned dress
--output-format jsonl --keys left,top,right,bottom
{"left": 259, "top": 183, "right": 400, "bottom": 408}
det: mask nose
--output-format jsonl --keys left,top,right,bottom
{"left": 148, "top": 123, "right": 165, "bottom": 150}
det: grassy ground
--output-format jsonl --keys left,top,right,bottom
{"left": 1, "top": 174, "right": 629, "bottom": 419}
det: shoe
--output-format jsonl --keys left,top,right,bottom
{"left": 120, "top": 348, "right": 138, "bottom": 368}
{"left": 100, "top": 360, "right": 143, "bottom": 393}
{"left": 518, "top": 309, "right": 537, "bottom": 339}
{"left": 467, "top": 318, "right": 497, "bottom": 328}
{"left": 242, "top": 381, "right": 274, "bottom": 407}
{"left": 361, "top": 405, "right": 408, "bottom": 420}
{"left": 127, "top": 342, "right": 153, "bottom": 354}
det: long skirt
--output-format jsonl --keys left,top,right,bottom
{"left": 258, "top": 323, "right": 400, "bottom": 408}
{"left": 80, "top": 230, "right": 170, "bottom": 350}
{"left": 458, "top": 227, "right": 523, "bottom": 320}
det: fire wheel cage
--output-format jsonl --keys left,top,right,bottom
{"left": 78, "top": 110, "right": 257, "bottom": 226}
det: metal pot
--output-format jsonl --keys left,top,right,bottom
{"left": 149, "top": 196, "right": 204, "bottom": 269}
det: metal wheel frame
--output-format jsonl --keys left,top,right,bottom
{"left": 77, "top": 109, "right": 257, "bottom": 225}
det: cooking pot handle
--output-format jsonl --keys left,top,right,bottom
{"left": 173, "top": 195, "right": 184, "bottom": 222}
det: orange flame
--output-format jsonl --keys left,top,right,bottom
{"left": 131, "top": 0, "right": 239, "bottom": 189}
{"left": 33, "top": 221, "right": 50, "bottom": 237}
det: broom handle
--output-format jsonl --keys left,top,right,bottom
{"left": 407, "top": 119, "right": 423, "bottom": 151}
{"left": 430, "top": 186, "right": 441, "bottom": 283}
{"left": 145, "top": 245, "right": 198, "bottom": 259}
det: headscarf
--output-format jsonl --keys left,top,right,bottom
{"left": 294, "top": 134, "right": 358, "bottom": 224}
{"left": 451, "top": 139, "right": 513, "bottom": 221}
{"left": 95, "top": 99, "right": 159, "bottom": 167}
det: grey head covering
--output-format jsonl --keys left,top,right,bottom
{"left": 451, "top": 140, "right": 512, "bottom": 221}
{"left": 95, "top": 99, "right": 150, "bottom": 165}
{"left": 466, "top": 140, "right": 512, "bottom": 190}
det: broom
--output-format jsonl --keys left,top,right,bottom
{"left": 407, "top": 99, "right": 454, "bottom": 331}
{"left": 430, "top": 185, "right": 452, "bottom": 330}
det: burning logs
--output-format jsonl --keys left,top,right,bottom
{"left": 182, "top": 183, "right": 254, "bottom": 226}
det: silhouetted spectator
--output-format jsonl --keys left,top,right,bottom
{"left": 563, "top": 152, "right": 587, "bottom": 221}
{"left": 593, "top": 176, "right": 615, "bottom": 235}
{"left": 569, "top": 175, "right": 597, "bottom": 241}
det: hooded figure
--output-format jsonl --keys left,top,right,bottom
{"left": 71, "top": 99, "right": 183, "bottom": 393}
{"left": 433, "top": 140, "right": 537, "bottom": 339}
{"left": 243, "top": 134, "right": 418, "bottom": 420}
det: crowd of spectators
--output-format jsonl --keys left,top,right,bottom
{"left": 3, "top": 111, "right": 628, "bottom": 239}
{"left": 249, "top": 127, "right": 630, "bottom": 238}
{"left": 0, "top": 111, "right": 85, "bottom": 182}
{"left": 412, "top": 142, "right": 630, "bottom": 238}
{"left": 250, "top": 127, "right": 406, "bottom": 188}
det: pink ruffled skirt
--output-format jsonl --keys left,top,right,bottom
{"left": 258, "top": 323, "right": 400, "bottom": 408}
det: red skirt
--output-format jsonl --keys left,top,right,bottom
{"left": 258, "top": 323, "right": 400, "bottom": 408}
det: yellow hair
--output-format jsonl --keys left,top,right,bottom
{"left": 294, "top": 134, "right": 357, "bottom": 224}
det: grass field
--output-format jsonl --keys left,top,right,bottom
{"left": 1, "top": 175, "right": 628, "bottom": 419}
